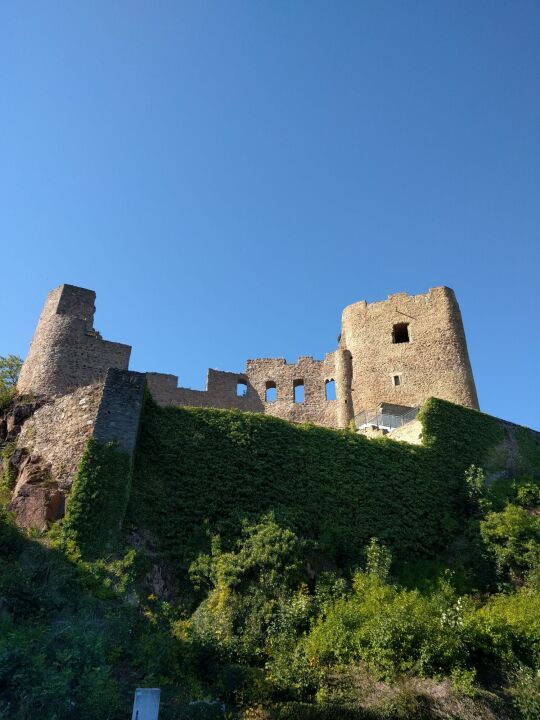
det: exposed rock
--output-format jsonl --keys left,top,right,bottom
{"left": 9, "top": 482, "right": 64, "bottom": 531}
{"left": 8, "top": 452, "right": 64, "bottom": 531}
{"left": 147, "top": 563, "right": 171, "bottom": 601}
{"left": 4, "top": 401, "right": 42, "bottom": 441}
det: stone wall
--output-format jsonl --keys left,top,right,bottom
{"left": 17, "top": 283, "right": 479, "bottom": 431}
{"left": 16, "top": 383, "right": 103, "bottom": 491}
{"left": 17, "top": 284, "right": 131, "bottom": 398}
{"left": 6, "top": 369, "right": 145, "bottom": 530}
{"left": 93, "top": 369, "right": 146, "bottom": 454}
{"left": 340, "top": 286, "right": 479, "bottom": 417}
{"left": 147, "top": 354, "right": 342, "bottom": 427}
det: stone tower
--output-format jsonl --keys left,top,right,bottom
{"left": 17, "top": 284, "right": 131, "bottom": 398}
{"left": 338, "top": 286, "right": 479, "bottom": 418}
{"left": 17, "top": 283, "right": 479, "bottom": 429}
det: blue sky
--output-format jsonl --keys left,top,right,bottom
{"left": 1, "top": 1, "right": 539, "bottom": 428}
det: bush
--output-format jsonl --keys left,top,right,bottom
{"left": 305, "top": 572, "right": 471, "bottom": 678}
{"left": 480, "top": 504, "right": 540, "bottom": 583}
{"left": 510, "top": 665, "right": 540, "bottom": 720}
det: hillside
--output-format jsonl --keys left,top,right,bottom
{"left": 1, "top": 396, "right": 540, "bottom": 718}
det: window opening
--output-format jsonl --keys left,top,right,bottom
{"left": 325, "top": 379, "right": 336, "bottom": 400}
{"left": 236, "top": 380, "right": 247, "bottom": 397}
{"left": 392, "top": 323, "right": 410, "bottom": 343}
{"left": 293, "top": 380, "right": 304, "bottom": 403}
{"left": 265, "top": 381, "right": 277, "bottom": 402}
{"left": 393, "top": 375, "right": 401, "bottom": 387}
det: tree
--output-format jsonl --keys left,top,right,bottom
{"left": 0, "top": 355, "right": 23, "bottom": 391}
{"left": 0, "top": 355, "right": 23, "bottom": 410}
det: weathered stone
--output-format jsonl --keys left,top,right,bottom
{"left": 5, "top": 282, "right": 537, "bottom": 533}
{"left": 8, "top": 452, "right": 64, "bottom": 530}
{"left": 9, "top": 482, "right": 64, "bottom": 531}
{"left": 17, "top": 284, "right": 131, "bottom": 398}
{"left": 17, "top": 284, "right": 479, "bottom": 433}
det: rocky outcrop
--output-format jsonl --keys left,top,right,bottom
{"left": 8, "top": 449, "right": 64, "bottom": 530}
{"left": 0, "top": 389, "right": 101, "bottom": 531}
{"left": 0, "top": 400, "right": 43, "bottom": 442}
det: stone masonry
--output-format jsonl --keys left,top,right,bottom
{"left": 18, "top": 283, "right": 479, "bottom": 431}
{"left": 3, "top": 283, "right": 480, "bottom": 530}
{"left": 17, "top": 285, "right": 131, "bottom": 398}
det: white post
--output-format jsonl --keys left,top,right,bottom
{"left": 131, "top": 688, "right": 161, "bottom": 720}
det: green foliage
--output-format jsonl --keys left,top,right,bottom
{"left": 190, "top": 514, "right": 306, "bottom": 596}
{"left": 0, "top": 355, "right": 22, "bottom": 389}
{"left": 1, "top": 393, "right": 539, "bottom": 718}
{"left": 270, "top": 703, "right": 376, "bottom": 719}
{"left": 480, "top": 504, "right": 540, "bottom": 583}
{"left": 464, "top": 465, "right": 491, "bottom": 516}
{"left": 0, "top": 507, "right": 211, "bottom": 719}
{"left": 0, "top": 354, "right": 22, "bottom": 412}
{"left": 188, "top": 515, "right": 312, "bottom": 673}
{"left": 516, "top": 427, "right": 540, "bottom": 478}
{"left": 128, "top": 396, "right": 511, "bottom": 573}
{"left": 305, "top": 572, "right": 471, "bottom": 678}
{"left": 0, "top": 441, "right": 16, "bottom": 507}
{"left": 0, "top": 511, "right": 124, "bottom": 719}
{"left": 62, "top": 437, "right": 133, "bottom": 559}
{"left": 450, "top": 666, "right": 478, "bottom": 697}
{"left": 510, "top": 665, "right": 540, "bottom": 720}
{"left": 365, "top": 538, "right": 392, "bottom": 582}
{"left": 516, "top": 482, "right": 540, "bottom": 507}
{"left": 469, "top": 587, "right": 540, "bottom": 668}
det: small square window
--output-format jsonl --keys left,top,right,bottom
{"left": 392, "top": 323, "right": 410, "bottom": 343}
{"left": 236, "top": 380, "right": 247, "bottom": 397}
{"left": 393, "top": 375, "right": 401, "bottom": 387}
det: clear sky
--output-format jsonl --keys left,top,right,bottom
{"left": 1, "top": 1, "right": 539, "bottom": 428}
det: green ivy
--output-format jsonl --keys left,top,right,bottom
{"left": 126, "top": 396, "right": 518, "bottom": 572}
{"left": 63, "top": 437, "right": 132, "bottom": 559}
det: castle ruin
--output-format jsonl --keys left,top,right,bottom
{"left": 17, "top": 283, "right": 479, "bottom": 428}
{"left": 1, "top": 283, "right": 481, "bottom": 530}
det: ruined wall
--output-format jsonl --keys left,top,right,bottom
{"left": 6, "top": 368, "right": 145, "bottom": 530}
{"left": 17, "top": 284, "right": 131, "bottom": 398}
{"left": 147, "top": 354, "right": 342, "bottom": 427}
{"left": 16, "top": 383, "right": 103, "bottom": 491}
{"left": 93, "top": 369, "right": 146, "bottom": 454}
{"left": 17, "top": 283, "right": 479, "bottom": 434}
{"left": 244, "top": 355, "right": 340, "bottom": 426}
{"left": 340, "top": 286, "right": 479, "bottom": 416}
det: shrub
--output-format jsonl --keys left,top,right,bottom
{"left": 480, "top": 504, "right": 540, "bottom": 582}
{"left": 305, "top": 572, "right": 470, "bottom": 678}
{"left": 509, "top": 665, "right": 540, "bottom": 720}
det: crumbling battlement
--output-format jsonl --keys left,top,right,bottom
{"left": 17, "top": 284, "right": 479, "bottom": 431}
{"left": 147, "top": 353, "right": 343, "bottom": 427}
{"left": 17, "top": 285, "right": 131, "bottom": 398}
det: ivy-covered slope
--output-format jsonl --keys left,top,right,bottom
{"left": 126, "top": 397, "right": 516, "bottom": 569}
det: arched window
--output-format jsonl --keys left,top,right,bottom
{"left": 325, "top": 379, "right": 336, "bottom": 400}
{"left": 293, "top": 379, "right": 304, "bottom": 403}
{"left": 265, "top": 381, "right": 277, "bottom": 402}
{"left": 236, "top": 380, "right": 247, "bottom": 397}
{"left": 392, "top": 323, "right": 410, "bottom": 343}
